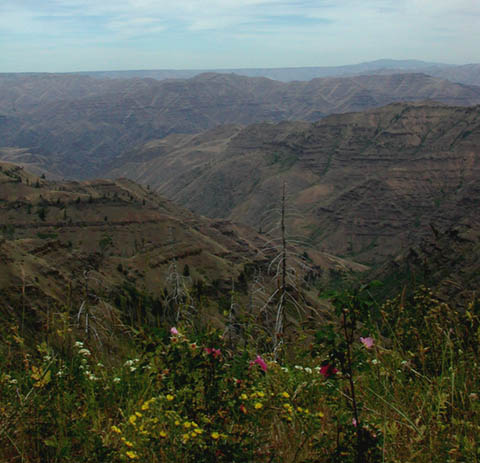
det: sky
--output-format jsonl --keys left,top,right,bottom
{"left": 1, "top": 0, "right": 479, "bottom": 72}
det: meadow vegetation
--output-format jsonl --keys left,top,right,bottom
{"left": 1, "top": 284, "right": 479, "bottom": 462}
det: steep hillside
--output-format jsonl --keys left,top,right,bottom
{"left": 0, "top": 162, "right": 364, "bottom": 316}
{"left": 1, "top": 73, "right": 480, "bottom": 178}
{"left": 108, "top": 102, "right": 480, "bottom": 264}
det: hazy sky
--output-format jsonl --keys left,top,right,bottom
{"left": 1, "top": 0, "right": 479, "bottom": 72}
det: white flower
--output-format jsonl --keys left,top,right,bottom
{"left": 304, "top": 367, "right": 312, "bottom": 374}
{"left": 78, "top": 348, "right": 91, "bottom": 357}
{"left": 294, "top": 365, "right": 304, "bottom": 371}
{"left": 74, "top": 341, "right": 84, "bottom": 348}
{"left": 97, "top": 362, "right": 104, "bottom": 368}
{"left": 130, "top": 366, "right": 137, "bottom": 372}
{"left": 113, "top": 377, "right": 121, "bottom": 383}
{"left": 372, "top": 359, "right": 379, "bottom": 365}
{"left": 124, "top": 360, "right": 134, "bottom": 367}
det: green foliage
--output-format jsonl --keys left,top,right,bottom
{"left": 1, "top": 284, "right": 480, "bottom": 462}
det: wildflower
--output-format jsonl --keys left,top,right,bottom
{"left": 254, "top": 402, "right": 263, "bottom": 409}
{"left": 240, "top": 393, "right": 248, "bottom": 400}
{"left": 166, "top": 394, "right": 174, "bottom": 401}
{"left": 159, "top": 430, "right": 167, "bottom": 438}
{"left": 281, "top": 391, "right": 290, "bottom": 398}
{"left": 253, "top": 355, "right": 268, "bottom": 372}
{"left": 135, "top": 412, "right": 142, "bottom": 418}
{"left": 194, "top": 427, "right": 203, "bottom": 434}
{"left": 257, "top": 391, "right": 265, "bottom": 398}
{"left": 319, "top": 364, "right": 338, "bottom": 378}
{"left": 183, "top": 421, "right": 192, "bottom": 429}
{"left": 304, "top": 367, "right": 312, "bottom": 374}
{"left": 113, "top": 377, "right": 121, "bottom": 383}
{"left": 74, "top": 341, "right": 84, "bottom": 348}
{"left": 126, "top": 450, "right": 138, "bottom": 459}
{"left": 211, "top": 432, "right": 220, "bottom": 440}
{"left": 130, "top": 366, "right": 137, "bottom": 372}
{"left": 294, "top": 365, "right": 304, "bottom": 370}
{"left": 111, "top": 425, "right": 122, "bottom": 434}
{"left": 78, "top": 348, "right": 91, "bottom": 357}
{"left": 360, "top": 337, "right": 374, "bottom": 349}
{"left": 129, "top": 415, "right": 137, "bottom": 425}
{"left": 124, "top": 440, "right": 134, "bottom": 448}
{"left": 205, "top": 347, "right": 222, "bottom": 358}
{"left": 352, "top": 418, "right": 358, "bottom": 427}
{"left": 239, "top": 404, "right": 247, "bottom": 414}
{"left": 141, "top": 403, "right": 149, "bottom": 411}
{"left": 170, "top": 327, "right": 179, "bottom": 336}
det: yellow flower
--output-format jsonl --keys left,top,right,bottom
{"left": 159, "top": 430, "right": 167, "bottom": 438}
{"left": 126, "top": 450, "right": 138, "bottom": 459}
{"left": 166, "top": 394, "right": 174, "bottom": 401}
{"left": 211, "top": 432, "right": 220, "bottom": 440}
{"left": 191, "top": 421, "right": 199, "bottom": 428}
{"left": 297, "top": 406, "right": 303, "bottom": 413}
{"left": 124, "top": 440, "right": 134, "bottom": 448}
{"left": 135, "top": 412, "right": 142, "bottom": 418}
{"left": 317, "top": 411, "right": 324, "bottom": 418}
{"left": 111, "top": 425, "right": 122, "bottom": 434}
{"left": 254, "top": 402, "right": 263, "bottom": 409}
{"left": 174, "top": 420, "right": 180, "bottom": 426}
{"left": 190, "top": 431, "right": 197, "bottom": 438}
{"left": 194, "top": 428, "right": 203, "bottom": 434}
{"left": 183, "top": 421, "right": 192, "bottom": 429}
{"left": 257, "top": 391, "right": 265, "bottom": 398}
{"left": 129, "top": 415, "right": 137, "bottom": 425}
{"left": 281, "top": 392, "right": 290, "bottom": 398}
{"left": 141, "top": 402, "right": 149, "bottom": 411}
{"left": 240, "top": 393, "right": 248, "bottom": 400}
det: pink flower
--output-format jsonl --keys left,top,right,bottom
{"left": 205, "top": 347, "right": 222, "bottom": 358}
{"left": 360, "top": 337, "right": 374, "bottom": 349}
{"left": 319, "top": 364, "right": 338, "bottom": 378}
{"left": 253, "top": 355, "right": 268, "bottom": 372}
{"left": 170, "top": 327, "right": 179, "bottom": 336}
{"left": 352, "top": 418, "right": 358, "bottom": 427}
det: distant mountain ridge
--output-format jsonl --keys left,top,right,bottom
{"left": 4, "top": 59, "right": 480, "bottom": 86}
{"left": 1, "top": 72, "right": 480, "bottom": 178}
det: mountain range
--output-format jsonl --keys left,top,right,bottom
{"left": 1, "top": 71, "right": 480, "bottom": 178}
{"left": 108, "top": 102, "right": 480, "bottom": 265}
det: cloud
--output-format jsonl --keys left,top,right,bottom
{"left": 1, "top": 0, "right": 479, "bottom": 71}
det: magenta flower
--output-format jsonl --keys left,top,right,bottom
{"left": 360, "top": 337, "right": 374, "bottom": 349}
{"left": 205, "top": 347, "right": 222, "bottom": 358}
{"left": 319, "top": 364, "right": 338, "bottom": 378}
{"left": 170, "top": 327, "right": 179, "bottom": 336}
{"left": 254, "top": 355, "right": 268, "bottom": 372}
{"left": 352, "top": 418, "right": 358, "bottom": 427}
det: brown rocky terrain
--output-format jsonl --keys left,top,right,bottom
{"left": 1, "top": 72, "right": 480, "bottom": 178}
{"left": 0, "top": 162, "right": 363, "bottom": 314}
{"left": 108, "top": 102, "right": 480, "bottom": 265}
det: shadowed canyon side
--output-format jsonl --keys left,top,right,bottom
{"left": 0, "top": 162, "right": 364, "bottom": 314}
{"left": 1, "top": 73, "right": 480, "bottom": 178}
{"left": 108, "top": 102, "right": 480, "bottom": 265}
